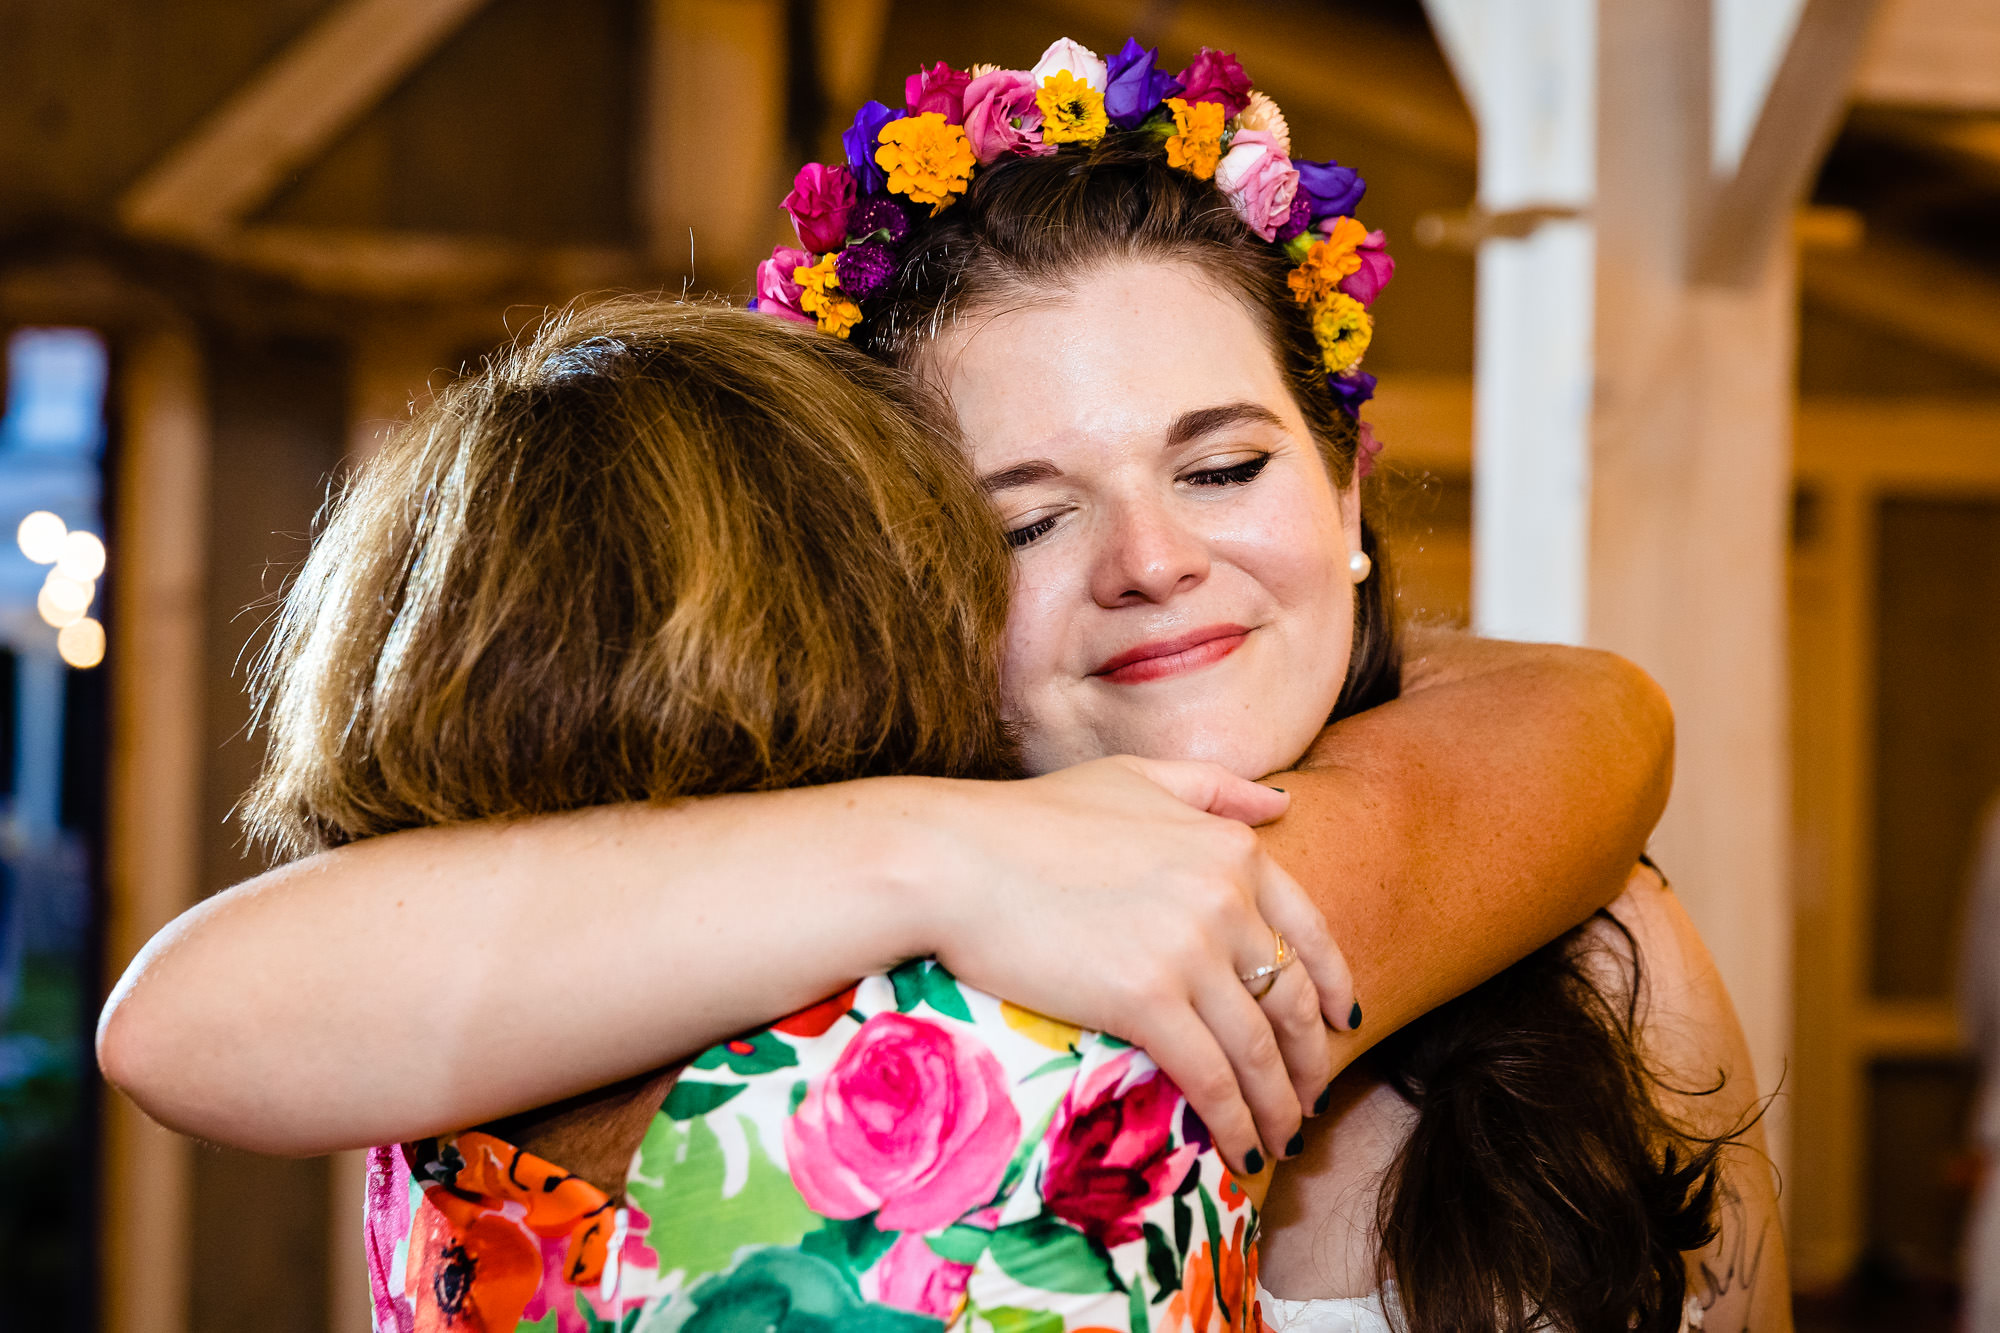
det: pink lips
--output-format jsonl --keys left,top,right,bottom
{"left": 1091, "top": 624, "right": 1250, "bottom": 685}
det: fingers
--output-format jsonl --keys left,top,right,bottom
{"left": 1113, "top": 757, "right": 1291, "bottom": 826}
{"left": 1256, "top": 964, "right": 1333, "bottom": 1123}
{"left": 1254, "top": 855, "right": 1359, "bottom": 1034}
{"left": 1133, "top": 1006, "right": 1270, "bottom": 1176}
{"left": 1193, "top": 972, "right": 1304, "bottom": 1167}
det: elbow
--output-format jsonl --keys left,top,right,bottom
{"left": 1599, "top": 649, "right": 1675, "bottom": 824}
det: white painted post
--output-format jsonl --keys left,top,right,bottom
{"left": 1425, "top": 0, "right": 1599, "bottom": 644}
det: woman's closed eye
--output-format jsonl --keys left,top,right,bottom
{"left": 1005, "top": 511, "right": 1063, "bottom": 548}
{"left": 1183, "top": 453, "right": 1271, "bottom": 488}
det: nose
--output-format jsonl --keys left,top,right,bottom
{"left": 1089, "top": 492, "right": 1211, "bottom": 607}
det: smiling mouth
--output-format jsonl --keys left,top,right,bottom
{"left": 1091, "top": 625, "right": 1251, "bottom": 685}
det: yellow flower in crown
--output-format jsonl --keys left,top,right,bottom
{"left": 1287, "top": 216, "right": 1370, "bottom": 306}
{"left": 1036, "top": 69, "right": 1109, "bottom": 146}
{"left": 1164, "top": 97, "right": 1225, "bottom": 180}
{"left": 793, "top": 254, "right": 863, "bottom": 339}
{"left": 1309, "top": 291, "right": 1374, "bottom": 374}
{"left": 875, "top": 112, "right": 976, "bottom": 210}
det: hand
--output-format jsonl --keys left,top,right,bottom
{"left": 917, "top": 755, "right": 1357, "bottom": 1173}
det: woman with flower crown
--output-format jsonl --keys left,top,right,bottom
{"left": 95, "top": 33, "right": 1780, "bottom": 1333}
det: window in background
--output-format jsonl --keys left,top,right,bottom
{"left": 0, "top": 325, "right": 111, "bottom": 1325}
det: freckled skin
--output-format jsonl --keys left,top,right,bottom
{"left": 928, "top": 259, "right": 1364, "bottom": 780}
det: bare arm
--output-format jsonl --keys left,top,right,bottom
{"left": 1605, "top": 871, "right": 1791, "bottom": 1333}
{"left": 99, "top": 636, "right": 1667, "bottom": 1159}
{"left": 1262, "top": 629, "right": 1673, "bottom": 1077}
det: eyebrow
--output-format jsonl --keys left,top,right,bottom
{"left": 978, "top": 459, "right": 1063, "bottom": 493}
{"left": 1164, "top": 401, "right": 1287, "bottom": 449}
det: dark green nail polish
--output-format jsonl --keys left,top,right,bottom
{"left": 1284, "top": 1131, "right": 1305, "bottom": 1159}
{"left": 1244, "top": 1147, "right": 1265, "bottom": 1174}
{"left": 1348, "top": 1001, "right": 1363, "bottom": 1030}
{"left": 1267, "top": 785, "right": 1286, "bottom": 793}
{"left": 1312, "top": 1083, "right": 1333, "bottom": 1116}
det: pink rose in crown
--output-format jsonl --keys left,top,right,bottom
{"left": 1176, "top": 47, "right": 1252, "bottom": 117}
{"left": 753, "top": 245, "right": 815, "bottom": 324}
{"left": 963, "top": 69, "right": 1050, "bottom": 164}
{"left": 785, "top": 1012, "right": 1021, "bottom": 1233}
{"left": 782, "top": 163, "right": 856, "bottom": 254}
{"left": 906, "top": 60, "right": 972, "bottom": 123}
{"left": 864, "top": 1233, "right": 975, "bottom": 1320}
{"left": 1214, "top": 129, "right": 1299, "bottom": 242}
{"left": 1338, "top": 228, "right": 1396, "bottom": 307}
{"left": 1041, "top": 1052, "right": 1198, "bottom": 1247}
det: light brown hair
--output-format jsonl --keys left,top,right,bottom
{"left": 245, "top": 297, "right": 1017, "bottom": 859}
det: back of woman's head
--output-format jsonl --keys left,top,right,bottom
{"left": 866, "top": 138, "right": 1398, "bottom": 718}
{"left": 246, "top": 298, "right": 1016, "bottom": 860}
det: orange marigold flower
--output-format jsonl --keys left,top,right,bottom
{"left": 1309, "top": 291, "right": 1373, "bottom": 375}
{"left": 1036, "top": 69, "right": 1109, "bottom": 145}
{"left": 1286, "top": 217, "right": 1370, "bottom": 306}
{"left": 793, "top": 254, "right": 864, "bottom": 339}
{"left": 874, "top": 111, "right": 976, "bottom": 209}
{"left": 1165, "top": 97, "right": 1226, "bottom": 180}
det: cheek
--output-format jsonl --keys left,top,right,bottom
{"left": 997, "top": 565, "right": 1067, "bottom": 708}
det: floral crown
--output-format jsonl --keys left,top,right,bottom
{"left": 751, "top": 36, "right": 1394, "bottom": 470}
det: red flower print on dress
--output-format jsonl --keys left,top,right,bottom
{"left": 1043, "top": 1053, "right": 1200, "bottom": 1246}
{"left": 784, "top": 1011, "right": 1020, "bottom": 1232}
{"left": 772, "top": 984, "right": 860, "bottom": 1038}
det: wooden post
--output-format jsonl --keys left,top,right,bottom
{"left": 100, "top": 325, "right": 210, "bottom": 1333}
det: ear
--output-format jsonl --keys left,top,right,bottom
{"left": 1337, "top": 477, "right": 1364, "bottom": 560}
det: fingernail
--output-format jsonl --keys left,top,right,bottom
{"left": 1243, "top": 1147, "right": 1265, "bottom": 1174}
{"left": 1312, "top": 1083, "right": 1333, "bottom": 1116}
{"left": 1284, "top": 1131, "right": 1305, "bottom": 1159}
{"left": 1266, "top": 785, "right": 1287, "bottom": 794}
{"left": 1348, "top": 1001, "right": 1363, "bottom": 1030}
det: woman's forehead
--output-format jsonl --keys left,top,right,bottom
{"left": 933, "top": 263, "right": 1303, "bottom": 465}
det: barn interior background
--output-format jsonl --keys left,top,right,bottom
{"left": 0, "top": 0, "right": 1996, "bottom": 1328}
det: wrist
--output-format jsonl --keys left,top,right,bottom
{"left": 841, "top": 774, "right": 979, "bottom": 967}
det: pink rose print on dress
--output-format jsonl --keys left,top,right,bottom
{"left": 864, "top": 1232, "right": 976, "bottom": 1320}
{"left": 1042, "top": 1053, "right": 1199, "bottom": 1246}
{"left": 785, "top": 1011, "right": 1021, "bottom": 1233}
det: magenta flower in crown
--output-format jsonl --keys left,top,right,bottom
{"left": 753, "top": 245, "right": 814, "bottom": 325}
{"left": 835, "top": 243, "right": 896, "bottom": 302}
{"left": 963, "top": 69, "right": 1050, "bottom": 164}
{"left": 782, "top": 163, "right": 856, "bottom": 255}
{"left": 905, "top": 61, "right": 971, "bottom": 123}
{"left": 1338, "top": 229, "right": 1396, "bottom": 307}
{"left": 1214, "top": 129, "right": 1298, "bottom": 241}
{"left": 1176, "top": 47, "right": 1252, "bottom": 117}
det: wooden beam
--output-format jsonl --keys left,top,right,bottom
{"left": 640, "top": 0, "right": 788, "bottom": 284}
{"left": 119, "top": 0, "right": 493, "bottom": 246}
{"left": 1692, "top": 0, "right": 1881, "bottom": 286}
{"left": 220, "top": 226, "right": 640, "bottom": 301}
{"left": 1855, "top": 0, "right": 2000, "bottom": 109}
{"left": 1063, "top": 0, "right": 1477, "bottom": 164}
{"left": 101, "top": 326, "right": 211, "bottom": 1333}
{"left": 1801, "top": 235, "right": 2000, "bottom": 374}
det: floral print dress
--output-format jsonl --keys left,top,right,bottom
{"left": 367, "top": 959, "right": 1264, "bottom": 1333}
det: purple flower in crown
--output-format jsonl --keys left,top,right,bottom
{"left": 1103, "top": 38, "right": 1183, "bottom": 130}
{"left": 835, "top": 243, "right": 897, "bottom": 302}
{"left": 782, "top": 162, "right": 855, "bottom": 255}
{"left": 1276, "top": 193, "right": 1314, "bottom": 243}
{"left": 843, "top": 101, "right": 906, "bottom": 194}
{"left": 1328, "top": 369, "right": 1377, "bottom": 415}
{"left": 906, "top": 61, "right": 972, "bottom": 123}
{"left": 849, "top": 196, "right": 911, "bottom": 246}
{"left": 1176, "top": 48, "right": 1252, "bottom": 118}
{"left": 1296, "top": 159, "right": 1366, "bottom": 221}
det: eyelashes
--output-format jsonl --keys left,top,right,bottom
{"left": 1002, "top": 452, "right": 1273, "bottom": 549}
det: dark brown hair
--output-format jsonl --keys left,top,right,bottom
{"left": 245, "top": 298, "right": 1017, "bottom": 858}
{"left": 862, "top": 138, "right": 1727, "bottom": 1333}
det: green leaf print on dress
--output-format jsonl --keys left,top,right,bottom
{"left": 627, "top": 1113, "right": 819, "bottom": 1279}
{"left": 631, "top": 1247, "right": 941, "bottom": 1333}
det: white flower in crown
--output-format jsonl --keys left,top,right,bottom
{"left": 1237, "top": 90, "right": 1292, "bottom": 155}
{"left": 1031, "top": 37, "right": 1107, "bottom": 91}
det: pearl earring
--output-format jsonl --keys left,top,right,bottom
{"left": 1348, "top": 549, "right": 1373, "bottom": 583}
